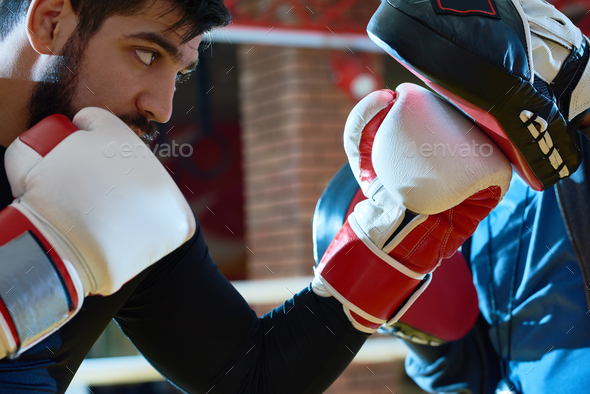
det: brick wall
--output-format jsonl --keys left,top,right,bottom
{"left": 239, "top": 45, "right": 377, "bottom": 279}
{"left": 238, "top": 44, "right": 425, "bottom": 394}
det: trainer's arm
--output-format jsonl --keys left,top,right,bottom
{"left": 401, "top": 315, "right": 500, "bottom": 394}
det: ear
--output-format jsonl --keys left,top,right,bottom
{"left": 26, "top": 0, "right": 76, "bottom": 55}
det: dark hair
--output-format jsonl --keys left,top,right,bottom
{"left": 0, "top": 0, "right": 231, "bottom": 43}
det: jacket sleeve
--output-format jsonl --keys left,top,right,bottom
{"left": 402, "top": 314, "right": 500, "bottom": 394}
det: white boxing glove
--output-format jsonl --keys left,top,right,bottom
{"left": 0, "top": 108, "right": 195, "bottom": 358}
{"left": 313, "top": 84, "right": 512, "bottom": 333}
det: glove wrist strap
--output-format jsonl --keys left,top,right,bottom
{"left": 0, "top": 206, "right": 82, "bottom": 358}
{"left": 312, "top": 216, "right": 428, "bottom": 332}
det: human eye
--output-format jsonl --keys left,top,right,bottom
{"left": 135, "top": 49, "right": 158, "bottom": 66}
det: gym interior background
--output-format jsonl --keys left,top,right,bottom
{"left": 67, "top": 0, "right": 590, "bottom": 392}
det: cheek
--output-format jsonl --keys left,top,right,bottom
{"left": 72, "top": 59, "right": 139, "bottom": 111}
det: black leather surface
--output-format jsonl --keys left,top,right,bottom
{"left": 367, "top": 0, "right": 584, "bottom": 189}
{"left": 312, "top": 163, "right": 359, "bottom": 265}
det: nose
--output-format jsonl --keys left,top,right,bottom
{"left": 136, "top": 73, "right": 176, "bottom": 123}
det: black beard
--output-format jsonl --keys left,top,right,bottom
{"left": 117, "top": 111, "right": 160, "bottom": 143}
{"left": 27, "top": 35, "right": 81, "bottom": 130}
{"left": 27, "top": 36, "right": 159, "bottom": 143}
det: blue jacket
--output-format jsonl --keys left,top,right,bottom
{"left": 404, "top": 136, "right": 590, "bottom": 393}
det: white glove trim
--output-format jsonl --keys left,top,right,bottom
{"left": 0, "top": 313, "right": 17, "bottom": 357}
{"left": 382, "top": 213, "right": 430, "bottom": 255}
{"left": 348, "top": 212, "right": 426, "bottom": 280}
{"left": 344, "top": 307, "right": 383, "bottom": 334}
{"left": 383, "top": 273, "right": 433, "bottom": 328}
{"left": 569, "top": 37, "right": 590, "bottom": 121}
{"left": 531, "top": 34, "right": 570, "bottom": 84}
{"left": 312, "top": 272, "right": 385, "bottom": 325}
{"left": 519, "top": 0, "right": 583, "bottom": 50}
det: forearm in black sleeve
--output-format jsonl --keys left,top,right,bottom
{"left": 402, "top": 314, "right": 501, "bottom": 394}
{"left": 114, "top": 223, "right": 368, "bottom": 394}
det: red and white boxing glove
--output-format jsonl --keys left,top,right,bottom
{"left": 312, "top": 84, "right": 512, "bottom": 333}
{"left": 0, "top": 108, "right": 195, "bottom": 358}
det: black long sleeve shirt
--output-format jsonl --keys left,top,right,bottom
{"left": 0, "top": 146, "right": 368, "bottom": 393}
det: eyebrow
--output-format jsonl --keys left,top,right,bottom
{"left": 123, "top": 31, "right": 199, "bottom": 72}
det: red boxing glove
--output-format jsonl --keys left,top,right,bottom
{"left": 312, "top": 84, "right": 512, "bottom": 333}
{"left": 313, "top": 166, "right": 481, "bottom": 345}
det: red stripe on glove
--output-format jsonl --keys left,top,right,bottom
{"left": 358, "top": 94, "right": 396, "bottom": 186}
{"left": 19, "top": 115, "right": 79, "bottom": 157}
{"left": 392, "top": 186, "right": 502, "bottom": 274}
{"left": 317, "top": 219, "right": 423, "bottom": 322}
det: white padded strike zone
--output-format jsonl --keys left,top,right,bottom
{"left": 370, "top": 84, "right": 513, "bottom": 215}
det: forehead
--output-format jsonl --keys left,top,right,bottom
{"left": 94, "top": 0, "right": 202, "bottom": 65}
{"left": 99, "top": 0, "right": 199, "bottom": 47}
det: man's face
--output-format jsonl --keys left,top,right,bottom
{"left": 28, "top": 1, "right": 202, "bottom": 141}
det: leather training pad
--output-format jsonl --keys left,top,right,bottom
{"left": 367, "top": 0, "right": 584, "bottom": 190}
